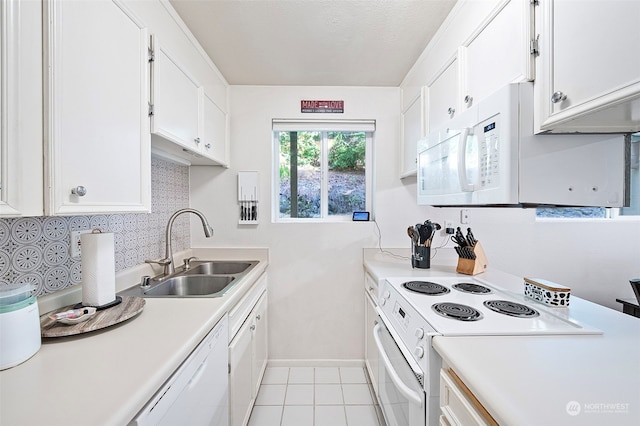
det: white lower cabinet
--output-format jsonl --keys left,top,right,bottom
{"left": 229, "top": 316, "right": 253, "bottom": 426}
{"left": 439, "top": 368, "right": 496, "bottom": 426}
{"left": 364, "top": 273, "right": 379, "bottom": 394}
{"left": 228, "top": 276, "right": 268, "bottom": 426}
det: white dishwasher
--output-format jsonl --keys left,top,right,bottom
{"left": 131, "top": 315, "right": 229, "bottom": 426}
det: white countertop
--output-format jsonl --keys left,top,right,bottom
{"left": 0, "top": 248, "right": 268, "bottom": 426}
{"left": 363, "top": 248, "right": 640, "bottom": 425}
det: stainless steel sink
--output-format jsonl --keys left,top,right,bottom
{"left": 181, "top": 261, "right": 255, "bottom": 276}
{"left": 143, "top": 275, "right": 235, "bottom": 297}
{"left": 117, "top": 260, "right": 259, "bottom": 299}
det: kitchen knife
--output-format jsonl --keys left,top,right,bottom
{"left": 466, "top": 228, "right": 477, "bottom": 246}
{"left": 455, "top": 227, "right": 467, "bottom": 247}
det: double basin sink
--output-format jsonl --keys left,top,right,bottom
{"left": 119, "top": 260, "right": 258, "bottom": 298}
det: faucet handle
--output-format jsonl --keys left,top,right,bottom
{"left": 183, "top": 256, "right": 198, "bottom": 270}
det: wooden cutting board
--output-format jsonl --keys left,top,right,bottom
{"left": 40, "top": 296, "right": 145, "bottom": 338}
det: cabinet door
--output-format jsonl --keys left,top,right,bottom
{"left": 462, "top": 0, "right": 533, "bottom": 111}
{"left": 201, "top": 91, "right": 229, "bottom": 166}
{"left": 0, "top": 0, "right": 43, "bottom": 217}
{"left": 536, "top": 0, "right": 640, "bottom": 132}
{"left": 229, "top": 318, "right": 253, "bottom": 426}
{"left": 251, "top": 293, "right": 268, "bottom": 397}
{"left": 45, "top": 0, "right": 150, "bottom": 215}
{"left": 401, "top": 90, "right": 424, "bottom": 178}
{"left": 152, "top": 37, "right": 201, "bottom": 153}
{"left": 426, "top": 57, "right": 460, "bottom": 133}
{"left": 364, "top": 292, "right": 379, "bottom": 394}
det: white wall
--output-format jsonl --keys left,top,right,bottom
{"left": 439, "top": 207, "right": 640, "bottom": 310}
{"left": 190, "top": 86, "right": 436, "bottom": 361}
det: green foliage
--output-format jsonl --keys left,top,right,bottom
{"left": 328, "top": 132, "right": 365, "bottom": 170}
{"left": 279, "top": 131, "right": 320, "bottom": 169}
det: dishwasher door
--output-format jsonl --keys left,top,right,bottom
{"left": 131, "top": 315, "right": 229, "bottom": 426}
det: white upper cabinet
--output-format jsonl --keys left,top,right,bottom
{"left": 45, "top": 0, "right": 151, "bottom": 215}
{"left": 426, "top": 56, "right": 460, "bottom": 133}
{"left": 461, "top": 0, "right": 533, "bottom": 112}
{"left": 201, "top": 90, "right": 229, "bottom": 166}
{"left": 400, "top": 89, "right": 425, "bottom": 178}
{"left": 151, "top": 37, "right": 201, "bottom": 153}
{"left": 535, "top": 0, "right": 640, "bottom": 133}
{"left": 0, "top": 0, "right": 43, "bottom": 217}
{"left": 150, "top": 36, "right": 229, "bottom": 166}
{"left": 408, "top": 0, "right": 533, "bottom": 137}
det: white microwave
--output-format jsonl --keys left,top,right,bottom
{"left": 417, "top": 82, "right": 629, "bottom": 207}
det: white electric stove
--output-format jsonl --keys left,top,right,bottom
{"left": 382, "top": 276, "right": 601, "bottom": 337}
{"left": 374, "top": 275, "right": 602, "bottom": 426}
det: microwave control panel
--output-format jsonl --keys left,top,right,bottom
{"left": 478, "top": 116, "right": 501, "bottom": 189}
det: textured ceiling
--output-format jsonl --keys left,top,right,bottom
{"left": 169, "top": 0, "right": 457, "bottom": 86}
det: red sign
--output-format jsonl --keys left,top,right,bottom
{"left": 301, "top": 100, "right": 344, "bottom": 113}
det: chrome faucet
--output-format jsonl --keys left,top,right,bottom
{"left": 146, "top": 208, "right": 213, "bottom": 277}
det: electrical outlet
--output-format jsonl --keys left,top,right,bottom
{"left": 461, "top": 209, "right": 471, "bottom": 224}
{"left": 444, "top": 221, "right": 455, "bottom": 235}
{"left": 70, "top": 230, "right": 92, "bottom": 259}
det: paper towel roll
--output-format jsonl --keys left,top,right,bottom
{"left": 81, "top": 231, "right": 116, "bottom": 307}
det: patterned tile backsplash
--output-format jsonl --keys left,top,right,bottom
{"left": 0, "top": 158, "right": 191, "bottom": 296}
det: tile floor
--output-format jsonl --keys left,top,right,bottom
{"left": 248, "top": 366, "right": 386, "bottom": 426}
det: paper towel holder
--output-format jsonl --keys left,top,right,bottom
{"left": 75, "top": 228, "right": 122, "bottom": 311}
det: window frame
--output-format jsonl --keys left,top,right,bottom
{"left": 271, "top": 120, "right": 375, "bottom": 223}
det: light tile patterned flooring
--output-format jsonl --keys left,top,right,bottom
{"left": 248, "top": 366, "right": 386, "bottom": 426}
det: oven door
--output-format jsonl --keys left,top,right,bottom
{"left": 374, "top": 317, "right": 426, "bottom": 426}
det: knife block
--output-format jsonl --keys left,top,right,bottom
{"left": 456, "top": 241, "right": 488, "bottom": 275}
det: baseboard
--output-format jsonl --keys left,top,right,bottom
{"left": 267, "top": 359, "right": 365, "bottom": 368}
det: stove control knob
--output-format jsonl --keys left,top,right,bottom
{"left": 415, "top": 328, "right": 425, "bottom": 340}
{"left": 414, "top": 347, "right": 425, "bottom": 359}
{"left": 380, "top": 290, "right": 391, "bottom": 306}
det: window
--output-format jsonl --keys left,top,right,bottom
{"left": 536, "top": 133, "right": 639, "bottom": 219}
{"left": 272, "top": 119, "right": 374, "bottom": 221}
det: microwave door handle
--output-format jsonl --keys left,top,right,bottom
{"left": 373, "top": 323, "right": 423, "bottom": 406}
{"left": 457, "top": 128, "right": 475, "bottom": 192}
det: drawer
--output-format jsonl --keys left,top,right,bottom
{"left": 364, "top": 273, "right": 378, "bottom": 302}
{"left": 228, "top": 273, "right": 267, "bottom": 341}
{"left": 439, "top": 369, "right": 497, "bottom": 426}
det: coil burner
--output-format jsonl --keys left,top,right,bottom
{"left": 432, "top": 302, "right": 482, "bottom": 321}
{"left": 483, "top": 300, "right": 540, "bottom": 318}
{"left": 402, "top": 281, "right": 450, "bottom": 296}
{"left": 452, "top": 282, "right": 492, "bottom": 295}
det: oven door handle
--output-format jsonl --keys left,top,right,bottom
{"left": 373, "top": 323, "right": 423, "bottom": 406}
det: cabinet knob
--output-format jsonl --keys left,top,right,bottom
{"left": 250, "top": 324, "right": 256, "bottom": 331}
{"left": 205, "top": 143, "right": 211, "bottom": 149}
{"left": 256, "top": 314, "right": 261, "bottom": 320}
{"left": 464, "top": 95, "right": 473, "bottom": 105}
{"left": 194, "top": 137, "right": 201, "bottom": 144}
{"left": 447, "top": 107, "right": 455, "bottom": 115}
{"left": 551, "top": 91, "right": 567, "bottom": 104}
{"left": 71, "top": 186, "right": 87, "bottom": 196}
